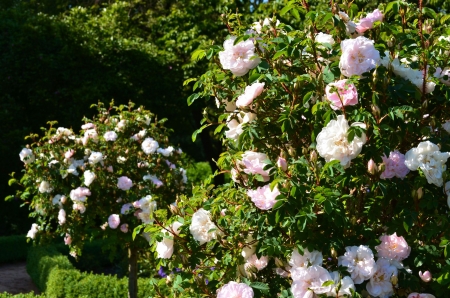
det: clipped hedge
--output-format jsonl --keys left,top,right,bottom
{"left": 26, "top": 246, "right": 156, "bottom": 298}
{"left": 0, "top": 293, "right": 44, "bottom": 298}
{"left": 0, "top": 235, "right": 30, "bottom": 263}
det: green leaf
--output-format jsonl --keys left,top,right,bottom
{"left": 273, "top": 50, "right": 287, "bottom": 60}
{"left": 403, "top": 221, "right": 409, "bottom": 233}
{"left": 191, "top": 49, "right": 206, "bottom": 61}
{"left": 322, "top": 280, "right": 335, "bottom": 287}
{"left": 280, "top": 5, "right": 293, "bottom": 16}
{"left": 187, "top": 93, "right": 200, "bottom": 106}
{"left": 291, "top": 8, "right": 300, "bottom": 21}
{"left": 250, "top": 282, "right": 270, "bottom": 293}
{"left": 214, "top": 124, "right": 225, "bottom": 135}
{"left": 8, "top": 179, "right": 16, "bottom": 186}
{"left": 192, "top": 124, "right": 210, "bottom": 142}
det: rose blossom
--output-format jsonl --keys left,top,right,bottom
{"left": 244, "top": 254, "right": 269, "bottom": 271}
{"left": 64, "top": 233, "right": 72, "bottom": 245}
{"left": 366, "top": 258, "right": 398, "bottom": 298}
{"left": 19, "top": 148, "right": 35, "bottom": 164}
{"left": 367, "top": 159, "right": 376, "bottom": 175}
{"left": 103, "top": 131, "right": 118, "bottom": 141}
{"left": 289, "top": 248, "right": 323, "bottom": 268}
{"left": 141, "top": 137, "right": 159, "bottom": 154}
{"left": 83, "top": 129, "right": 98, "bottom": 145}
{"left": 64, "top": 149, "right": 75, "bottom": 159}
{"left": 219, "top": 36, "right": 261, "bottom": 77}
{"left": 108, "top": 214, "right": 120, "bottom": 229}
{"left": 120, "top": 224, "right": 128, "bottom": 233}
{"left": 241, "top": 151, "right": 271, "bottom": 181}
{"left": 442, "top": 120, "right": 450, "bottom": 133}
{"left": 38, "top": 181, "right": 53, "bottom": 193}
{"left": 315, "top": 32, "right": 335, "bottom": 46}
{"left": 143, "top": 174, "right": 163, "bottom": 188}
{"left": 236, "top": 82, "right": 265, "bottom": 108}
{"left": 434, "top": 67, "right": 450, "bottom": 86}
{"left": 88, "top": 151, "right": 103, "bottom": 165}
{"left": 316, "top": 115, "right": 367, "bottom": 168}
{"left": 26, "top": 223, "right": 39, "bottom": 239}
{"left": 156, "top": 222, "right": 182, "bottom": 259}
{"left": 380, "top": 151, "right": 410, "bottom": 179}
{"left": 70, "top": 187, "right": 91, "bottom": 202}
{"left": 157, "top": 146, "right": 174, "bottom": 156}
{"left": 216, "top": 281, "right": 254, "bottom": 298}
{"left": 83, "top": 170, "right": 96, "bottom": 186}
{"left": 375, "top": 232, "right": 411, "bottom": 263}
{"left": 325, "top": 79, "right": 358, "bottom": 110}
{"left": 408, "top": 293, "right": 436, "bottom": 298}
{"left": 419, "top": 271, "right": 432, "bottom": 282}
{"left": 73, "top": 202, "right": 86, "bottom": 213}
{"left": 339, "top": 36, "right": 380, "bottom": 77}
{"left": 356, "top": 9, "right": 383, "bottom": 33}
{"left": 291, "top": 265, "right": 333, "bottom": 297}
{"left": 339, "top": 11, "right": 358, "bottom": 36}
{"left": 225, "top": 112, "right": 256, "bottom": 140}
{"left": 189, "top": 208, "right": 220, "bottom": 245}
{"left": 338, "top": 245, "right": 377, "bottom": 284}
{"left": 58, "top": 209, "right": 66, "bottom": 225}
{"left": 326, "top": 272, "right": 355, "bottom": 297}
{"left": 247, "top": 185, "right": 280, "bottom": 210}
{"left": 117, "top": 176, "right": 133, "bottom": 191}
{"left": 404, "top": 141, "right": 450, "bottom": 186}
{"left": 121, "top": 203, "right": 133, "bottom": 215}
{"left": 81, "top": 123, "right": 95, "bottom": 130}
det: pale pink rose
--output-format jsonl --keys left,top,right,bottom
{"left": 408, "top": 293, "right": 436, "bottom": 298}
{"left": 58, "top": 209, "right": 66, "bottom": 225}
{"left": 245, "top": 254, "right": 269, "bottom": 271}
{"left": 64, "top": 149, "right": 75, "bottom": 159}
{"left": 106, "top": 166, "right": 113, "bottom": 173}
{"left": 375, "top": 232, "right": 411, "bottom": 262}
{"left": 108, "top": 214, "right": 120, "bottom": 229}
{"left": 277, "top": 157, "right": 288, "bottom": 171}
{"left": 64, "top": 233, "right": 72, "bottom": 245}
{"left": 81, "top": 123, "right": 95, "bottom": 130}
{"left": 117, "top": 176, "right": 133, "bottom": 191}
{"left": 69, "top": 187, "right": 91, "bottom": 202}
{"left": 366, "top": 258, "right": 397, "bottom": 298}
{"left": 219, "top": 36, "right": 261, "bottom": 77}
{"left": 289, "top": 248, "right": 323, "bottom": 268}
{"left": 325, "top": 79, "right": 358, "bottom": 110}
{"left": 356, "top": 9, "right": 383, "bottom": 33}
{"left": 236, "top": 82, "right": 265, "bottom": 108}
{"left": 339, "top": 36, "right": 380, "bottom": 77}
{"left": 216, "top": 281, "right": 254, "bottom": 298}
{"left": 247, "top": 185, "right": 280, "bottom": 210}
{"left": 103, "top": 131, "right": 118, "bottom": 141}
{"left": 241, "top": 151, "right": 271, "bottom": 181}
{"left": 338, "top": 245, "right": 376, "bottom": 284}
{"left": 291, "top": 265, "right": 333, "bottom": 297}
{"left": 419, "top": 271, "right": 432, "bottom": 282}
{"left": 121, "top": 203, "right": 133, "bottom": 215}
{"left": 83, "top": 129, "right": 98, "bottom": 144}
{"left": 380, "top": 151, "right": 410, "bottom": 179}
{"left": 120, "top": 224, "right": 129, "bottom": 233}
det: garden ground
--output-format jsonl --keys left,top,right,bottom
{"left": 0, "top": 262, "right": 39, "bottom": 295}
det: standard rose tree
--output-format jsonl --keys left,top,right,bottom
{"left": 10, "top": 102, "right": 188, "bottom": 298}
{"left": 143, "top": 1, "right": 450, "bottom": 297}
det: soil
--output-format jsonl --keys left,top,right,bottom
{"left": 0, "top": 262, "right": 40, "bottom": 295}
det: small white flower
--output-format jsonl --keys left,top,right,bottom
{"left": 38, "top": 181, "right": 53, "bottom": 193}
{"left": 83, "top": 170, "right": 96, "bottom": 186}
{"left": 19, "top": 148, "right": 35, "bottom": 164}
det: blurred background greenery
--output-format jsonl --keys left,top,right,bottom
{"left": 1, "top": 0, "right": 447, "bottom": 236}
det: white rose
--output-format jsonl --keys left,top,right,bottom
{"left": 142, "top": 137, "right": 159, "bottom": 154}
{"left": 83, "top": 170, "right": 96, "bottom": 186}
{"left": 442, "top": 120, "right": 450, "bottom": 133}
{"left": 219, "top": 36, "right": 261, "bottom": 77}
{"left": 88, "top": 152, "right": 103, "bottom": 165}
{"left": 316, "top": 115, "right": 367, "bottom": 168}
{"left": 157, "top": 146, "right": 174, "bottom": 157}
{"left": 156, "top": 222, "right": 182, "bottom": 259}
{"left": 26, "top": 223, "right": 39, "bottom": 239}
{"left": 339, "top": 36, "right": 380, "bottom": 77}
{"left": 38, "top": 181, "right": 53, "bottom": 193}
{"left": 405, "top": 141, "right": 450, "bottom": 186}
{"left": 315, "top": 32, "right": 335, "bottom": 46}
{"left": 19, "top": 148, "right": 35, "bottom": 164}
{"left": 189, "top": 208, "right": 220, "bottom": 245}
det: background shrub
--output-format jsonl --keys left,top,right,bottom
{"left": 0, "top": 235, "right": 30, "bottom": 263}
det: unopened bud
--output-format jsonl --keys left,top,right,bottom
{"left": 391, "top": 275, "right": 398, "bottom": 286}
{"left": 310, "top": 151, "right": 318, "bottom": 162}
{"left": 330, "top": 247, "right": 338, "bottom": 258}
{"left": 387, "top": 37, "right": 395, "bottom": 48}
{"left": 368, "top": 159, "right": 377, "bottom": 175}
{"left": 288, "top": 147, "right": 296, "bottom": 157}
{"left": 371, "top": 104, "right": 380, "bottom": 118}
{"left": 419, "top": 270, "right": 432, "bottom": 282}
{"left": 275, "top": 257, "right": 284, "bottom": 267}
{"left": 170, "top": 203, "right": 179, "bottom": 214}
{"left": 277, "top": 157, "right": 288, "bottom": 171}
{"left": 417, "top": 187, "right": 423, "bottom": 199}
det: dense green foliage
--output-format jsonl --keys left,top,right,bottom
{"left": 26, "top": 245, "right": 157, "bottom": 297}
{"left": 0, "top": 293, "right": 44, "bottom": 298}
{"left": 0, "top": 235, "right": 30, "bottom": 263}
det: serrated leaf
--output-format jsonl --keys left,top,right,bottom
{"left": 250, "top": 282, "right": 270, "bottom": 293}
{"left": 280, "top": 5, "right": 293, "bottom": 16}
{"left": 191, "top": 49, "right": 206, "bottom": 61}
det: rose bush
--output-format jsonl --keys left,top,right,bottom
{"left": 8, "top": 101, "right": 188, "bottom": 297}
{"left": 133, "top": 1, "right": 450, "bottom": 297}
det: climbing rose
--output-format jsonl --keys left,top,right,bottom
{"left": 291, "top": 265, "right": 333, "bottom": 297}
{"left": 58, "top": 209, "right": 66, "bottom": 225}
{"left": 325, "top": 79, "right": 358, "bottom": 110}
{"left": 247, "top": 185, "right": 280, "bottom": 210}
{"left": 117, "top": 176, "right": 133, "bottom": 191}
{"left": 375, "top": 233, "right": 411, "bottom": 262}
{"left": 316, "top": 115, "right": 367, "bottom": 168}
{"left": 241, "top": 151, "right": 271, "bottom": 181}
{"left": 108, "top": 214, "right": 120, "bottom": 229}
{"left": 219, "top": 36, "right": 261, "bottom": 76}
{"left": 26, "top": 223, "right": 39, "bottom": 239}
{"left": 380, "top": 151, "right": 410, "bottom": 179}
{"left": 419, "top": 271, "right": 432, "bottom": 282}
{"left": 236, "top": 82, "right": 265, "bottom": 108}
{"left": 216, "top": 281, "right": 254, "bottom": 298}
{"left": 339, "top": 36, "right": 380, "bottom": 77}
{"left": 289, "top": 248, "right": 323, "bottom": 268}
